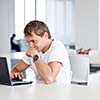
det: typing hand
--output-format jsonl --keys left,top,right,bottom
{"left": 10, "top": 72, "right": 24, "bottom": 81}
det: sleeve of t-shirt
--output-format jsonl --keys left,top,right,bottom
{"left": 22, "top": 54, "right": 31, "bottom": 65}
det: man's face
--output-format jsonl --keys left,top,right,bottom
{"left": 25, "top": 32, "right": 46, "bottom": 52}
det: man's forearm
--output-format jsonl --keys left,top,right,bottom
{"left": 34, "top": 58, "right": 55, "bottom": 84}
{"left": 11, "top": 67, "right": 20, "bottom": 73}
{"left": 11, "top": 60, "right": 29, "bottom": 74}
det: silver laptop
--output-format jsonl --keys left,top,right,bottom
{"left": 0, "top": 57, "right": 33, "bottom": 86}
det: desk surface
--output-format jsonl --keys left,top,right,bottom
{"left": 0, "top": 83, "right": 100, "bottom": 100}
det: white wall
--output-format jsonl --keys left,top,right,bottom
{"left": 46, "top": 0, "right": 75, "bottom": 45}
{"left": 74, "top": 0, "right": 98, "bottom": 49}
{"left": 0, "top": 0, "right": 14, "bottom": 55}
{"left": 99, "top": 0, "right": 100, "bottom": 49}
{"left": 46, "top": 0, "right": 98, "bottom": 49}
{"left": 0, "top": 0, "right": 14, "bottom": 67}
{"left": 0, "top": 0, "right": 10, "bottom": 55}
{"left": 0, "top": 0, "right": 99, "bottom": 54}
{"left": 9, "top": 0, "right": 15, "bottom": 35}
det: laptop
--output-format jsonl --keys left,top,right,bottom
{"left": 0, "top": 57, "right": 33, "bottom": 86}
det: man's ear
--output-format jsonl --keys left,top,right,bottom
{"left": 44, "top": 32, "right": 48, "bottom": 39}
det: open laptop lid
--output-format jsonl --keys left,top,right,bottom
{"left": 0, "top": 57, "right": 33, "bottom": 86}
{"left": 0, "top": 57, "right": 11, "bottom": 85}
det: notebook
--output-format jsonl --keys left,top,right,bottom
{"left": 0, "top": 57, "right": 33, "bottom": 86}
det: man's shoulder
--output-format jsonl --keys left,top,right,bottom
{"left": 53, "top": 39, "right": 64, "bottom": 46}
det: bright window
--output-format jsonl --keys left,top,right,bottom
{"left": 15, "top": 0, "right": 25, "bottom": 39}
{"left": 15, "top": 0, "right": 45, "bottom": 39}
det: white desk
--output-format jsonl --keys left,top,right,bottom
{"left": 0, "top": 84, "right": 100, "bottom": 100}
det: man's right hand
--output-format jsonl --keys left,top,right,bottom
{"left": 10, "top": 72, "right": 24, "bottom": 81}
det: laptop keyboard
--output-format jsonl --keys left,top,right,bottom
{"left": 11, "top": 80, "right": 33, "bottom": 86}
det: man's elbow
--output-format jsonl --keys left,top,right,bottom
{"left": 44, "top": 76, "right": 55, "bottom": 84}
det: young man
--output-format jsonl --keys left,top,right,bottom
{"left": 11, "top": 20, "right": 71, "bottom": 84}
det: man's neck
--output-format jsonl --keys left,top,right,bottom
{"left": 42, "top": 39, "right": 53, "bottom": 53}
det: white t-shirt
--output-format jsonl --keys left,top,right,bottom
{"left": 22, "top": 40, "right": 72, "bottom": 84}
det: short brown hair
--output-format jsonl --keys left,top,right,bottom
{"left": 24, "top": 20, "right": 51, "bottom": 39}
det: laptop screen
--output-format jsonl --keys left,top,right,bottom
{"left": 0, "top": 57, "right": 11, "bottom": 85}
{"left": 0, "top": 57, "right": 33, "bottom": 86}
